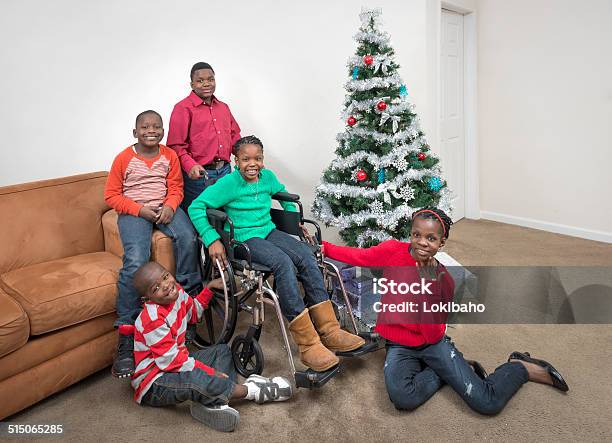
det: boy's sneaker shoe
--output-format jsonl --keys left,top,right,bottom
{"left": 244, "top": 374, "right": 293, "bottom": 404}
{"left": 111, "top": 332, "right": 135, "bottom": 379}
{"left": 190, "top": 403, "right": 240, "bottom": 432}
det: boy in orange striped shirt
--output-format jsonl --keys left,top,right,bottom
{"left": 105, "top": 110, "right": 202, "bottom": 379}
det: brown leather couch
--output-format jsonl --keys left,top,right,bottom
{"left": 0, "top": 172, "right": 175, "bottom": 419}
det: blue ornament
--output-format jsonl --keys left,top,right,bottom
{"left": 399, "top": 85, "right": 407, "bottom": 97}
{"left": 428, "top": 177, "right": 443, "bottom": 192}
{"left": 378, "top": 168, "right": 385, "bottom": 184}
{"left": 352, "top": 67, "right": 359, "bottom": 80}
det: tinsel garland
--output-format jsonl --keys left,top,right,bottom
{"left": 337, "top": 123, "right": 420, "bottom": 145}
{"left": 345, "top": 72, "right": 402, "bottom": 92}
{"left": 329, "top": 139, "right": 424, "bottom": 170}
{"left": 356, "top": 229, "right": 402, "bottom": 247}
{"left": 316, "top": 168, "right": 438, "bottom": 200}
{"left": 347, "top": 54, "right": 392, "bottom": 74}
{"left": 343, "top": 98, "right": 414, "bottom": 119}
{"left": 313, "top": 187, "right": 453, "bottom": 229}
{"left": 353, "top": 31, "right": 391, "bottom": 48}
{"left": 313, "top": 199, "right": 414, "bottom": 229}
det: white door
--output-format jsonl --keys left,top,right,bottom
{"left": 440, "top": 9, "right": 465, "bottom": 221}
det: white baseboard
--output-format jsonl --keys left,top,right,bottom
{"left": 480, "top": 211, "right": 612, "bottom": 244}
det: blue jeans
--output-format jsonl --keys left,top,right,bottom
{"left": 241, "top": 229, "right": 329, "bottom": 321}
{"left": 384, "top": 336, "right": 529, "bottom": 415}
{"left": 181, "top": 163, "right": 231, "bottom": 213}
{"left": 115, "top": 207, "right": 202, "bottom": 327}
{"left": 141, "top": 345, "right": 236, "bottom": 407}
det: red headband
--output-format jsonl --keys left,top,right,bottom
{"left": 412, "top": 209, "right": 446, "bottom": 237}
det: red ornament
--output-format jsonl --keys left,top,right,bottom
{"left": 417, "top": 152, "right": 426, "bottom": 161}
{"left": 347, "top": 116, "right": 357, "bottom": 126}
{"left": 376, "top": 101, "right": 387, "bottom": 111}
{"left": 363, "top": 55, "right": 374, "bottom": 66}
{"left": 356, "top": 170, "right": 367, "bottom": 182}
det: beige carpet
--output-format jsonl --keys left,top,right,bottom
{"left": 9, "top": 219, "right": 612, "bottom": 442}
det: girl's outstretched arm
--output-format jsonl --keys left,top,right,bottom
{"left": 322, "top": 240, "right": 398, "bottom": 267}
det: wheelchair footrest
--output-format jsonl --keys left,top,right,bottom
{"left": 294, "top": 365, "right": 341, "bottom": 389}
{"left": 335, "top": 338, "right": 380, "bottom": 357}
{"left": 336, "top": 332, "right": 385, "bottom": 357}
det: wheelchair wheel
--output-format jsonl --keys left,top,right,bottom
{"left": 193, "top": 250, "right": 239, "bottom": 347}
{"left": 231, "top": 334, "right": 264, "bottom": 377}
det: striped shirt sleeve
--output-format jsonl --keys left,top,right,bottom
{"left": 187, "top": 287, "right": 215, "bottom": 324}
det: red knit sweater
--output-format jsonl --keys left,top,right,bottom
{"left": 322, "top": 239, "right": 455, "bottom": 347}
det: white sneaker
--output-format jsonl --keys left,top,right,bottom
{"left": 244, "top": 374, "right": 293, "bottom": 404}
{"left": 190, "top": 403, "right": 240, "bottom": 432}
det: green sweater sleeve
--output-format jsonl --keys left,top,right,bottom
{"left": 188, "top": 174, "right": 236, "bottom": 247}
{"left": 267, "top": 170, "right": 297, "bottom": 213}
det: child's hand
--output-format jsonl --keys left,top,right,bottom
{"left": 206, "top": 278, "right": 225, "bottom": 291}
{"left": 139, "top": 206, "right": 159, "bottom": 223}
{"left": 156, "top": 205, "right": 174, "bottom": 224}
{"left": 188, "top": 165, "right": 207, "bottom": 180}
{"left": 208, "top": 240, "right": 228, "bottom": 268}
{"left": 300, "top": 224, "right": 316, "bottom": 245}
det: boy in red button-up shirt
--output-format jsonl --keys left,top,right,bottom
{"left": 167, "top": 62, "right": 241, "bottom": 212}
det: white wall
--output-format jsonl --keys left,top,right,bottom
{"left": 477, "top": 0, "right": 612, "bottom": 240}
{"left": 0, "top": 0, "right": 433, "bottom": 218}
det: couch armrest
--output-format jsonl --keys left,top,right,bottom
{"left": 101, "top": 210, "right": 123, "bottom": 258}
{"left": 101, "top": 209, "right": 176, "bottom": 275}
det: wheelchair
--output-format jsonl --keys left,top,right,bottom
{"left": 190, "top": 192, "right": 381, "bottom": 389}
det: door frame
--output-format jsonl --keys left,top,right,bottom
{"left": 426, "top": 1, "right": 479, "bottom": 219}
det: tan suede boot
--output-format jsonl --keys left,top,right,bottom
{"left": 288, "top": 309, "right": 339, "bottom": 372}
{"left": 309, "top": 300, "right": 366, "bottom": 352}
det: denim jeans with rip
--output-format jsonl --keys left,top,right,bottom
{"left": 384, "top": 336, "right": 528, "bottom": 415}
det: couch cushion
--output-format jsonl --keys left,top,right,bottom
{"left": 0, "top": 172, "right": 109, "bottom": 274}
{"left": 0, "top": 313, "right": 115, "bottom": 382}
{"left": 0, "top": 289, "right": 29, "bottom": 358}
{"left": 0, "top": 252, "right": 121, "bottom": 335}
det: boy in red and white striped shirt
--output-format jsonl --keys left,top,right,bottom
{"left": 105, "top": 110, "right": 204, "bottom": 379}
{"left": 130, "top": 262, "right": 292, "bottom": 432}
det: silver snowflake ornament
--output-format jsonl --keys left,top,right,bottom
{"left": 395, "top": 158, "right": 408, "bottom": 171}
{"left": 400, "top": 186, "right": 415, "bottom": 201}
{"left": 370, "top": 199, "right": 384, "bottom": 216}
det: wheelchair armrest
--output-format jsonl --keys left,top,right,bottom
{"left": 272, "top": 192, "right": 300, "bottom": 202}
{"left": 206, "top": 208, "right": 229, "bottom": 222}
{"left": 272, "top": 192, "right": 304, "bottom": 220}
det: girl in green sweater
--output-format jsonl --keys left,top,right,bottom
{"left": 188, "top": 136, "right": 365, "bottom": 372}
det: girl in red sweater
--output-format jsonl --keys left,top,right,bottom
{"left": 323, "top": 208, "right": 568, "bottom": 415}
